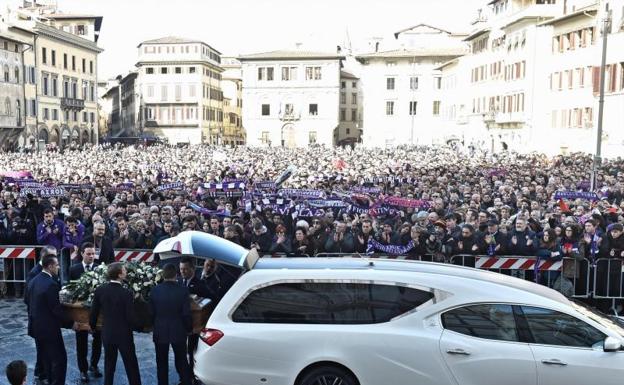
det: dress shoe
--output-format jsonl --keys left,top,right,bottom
{"left": 79, "top": 372, "right": 89, "bottom": 383}
{"left": 89, "top": 366, "right": 103, "bottom": 378}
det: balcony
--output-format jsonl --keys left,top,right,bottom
{"left": 279, "top": 111, "right": 301, "bottom": 122}
{"left": 61, "top": 98, "right": 85, "bottom": 111}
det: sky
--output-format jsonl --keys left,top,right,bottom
{"left": 8, "top": 0, "right": 484, "bottom": 80}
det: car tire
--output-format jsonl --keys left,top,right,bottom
{"left": 298, "top": 365, "right": 358, "bottom": 385}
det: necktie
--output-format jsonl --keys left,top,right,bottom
{"left": 183, "top": 279, "right": 188, "bottom": 287}
{"left": 87, "top": 265, "right": 92, "bottom": 271}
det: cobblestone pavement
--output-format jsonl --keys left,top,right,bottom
{"left": 0, "top": 298, "right": 190, "bottom": 385}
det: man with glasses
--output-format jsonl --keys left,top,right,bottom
{"left": 70, "top": 243, "right": 103, "bottom": 382}
{"left": 82, "top": 221, "right": 114, "bottom": 265}
{"left": 307, "top": 217, "right": 328, "bottom": 255}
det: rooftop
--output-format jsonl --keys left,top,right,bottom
{"left": 239, "top": 50, "right": 345, "bottom": 61}
{"left": 356, "top": 47, "right": 468, "bottom": 60}
{"left": 340, "top": 70, "right": 359, "bottom": 80}
{"left": 138, "top": 36, "right": 222, "bottom": 54}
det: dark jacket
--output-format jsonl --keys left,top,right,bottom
{"left": 200, "top": 264, "right": 239, "bottom": 306}
{"left": 507, "top": 229, "right": 536, "bottom": 256}
{"left": 479, "top": 231, "right": 508, "bottom": 256}
{"left": 250, "top": 227, "right": 272, "bottom": 253}
{"left": 90, "top": 282, "right": 138, "bottom": 345}
{"left": 149, "top": 281, "right": 192, "bottom": 344}
{"left": 82, "top": 234, "right": 115, "bottom": 265}
{"left": 69, "top": 261, "right": 99, "bottom": 281}
{"left": 26, "top": 271, "right": 72, "bottom": 340}
{"left": 269, "top": 236, "right": 292, "bottom": 254}
{"left": 601, "top": 233, "right": 624, "bottom": 259}
{"left": 178, "top": 276, "right": 212, "bottom": 299}
{"left": 324, "top": 231, "right": 355, "bottom": 253}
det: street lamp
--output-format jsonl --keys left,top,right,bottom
{"left": 591, "top": 4, "right": 612, "bottom": 191}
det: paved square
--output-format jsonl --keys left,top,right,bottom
{"left": 0, "top": 298, "right": 189, "bottom": 384}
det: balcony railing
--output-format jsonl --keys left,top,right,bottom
{"left": 60, "top": 98, "right": 85, "bottom": 110}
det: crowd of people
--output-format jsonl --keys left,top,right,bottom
{"left": 3, "top": 143, "right": 624, "bottom": 385}
{"left": 1, "top": 144, "right": 624, "bottom": 263}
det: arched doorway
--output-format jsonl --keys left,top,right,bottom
{"left": 39, "top": 127, "right": 49, "bottom": 143}
{"left": 280, "top": 123, "right": 296, "bottom": 148}
{"left": 49, "top": 126, "right": 59, "bottom": 146}
{"left": 60, "top": 126, "right": 70, "bottom": 148}
{"left": 81, "top": 129, "right": 90, "bottom": 145}
{"left": 71, "top": 126, "right": 80, "bottom": 147}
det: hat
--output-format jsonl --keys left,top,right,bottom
{"left": 433, "top": 220, "right": 446, "bottom": 229}
{"left": 487, "top": 219, "right": 499, "bottom": 226}
{"left": 611, "top": 223, "right": 624, "bottom": 232}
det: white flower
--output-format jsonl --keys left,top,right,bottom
{"left": 133, "top": 284, "right": 140, "bottom": 291}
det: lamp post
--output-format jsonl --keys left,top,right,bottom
{"left": 590, "top": 4, "right": 612, "bottom": 191}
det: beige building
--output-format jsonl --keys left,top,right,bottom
{"left": 335, "top": 70, "right": 362, "bottom": 146}
{"left": 4, "top": 1, "right": 103, "bottom": 150}
{"left": 221, "top": 57, "right": 245, "bottom": 145}
{"left": 135, "top": 36, "right": 224, "bottom": 145}
{"left": 0, "top": 26, "right": 32, "bottom": 151}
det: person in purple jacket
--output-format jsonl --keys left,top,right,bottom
{"left": 62, "top": 216, "right": 84, "bottom": 258}
{"left": 36, "top": 208, "right": 65, "bottom": 250}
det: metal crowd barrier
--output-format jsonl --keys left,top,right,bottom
{"left": 0, "top": 246, "right": 43, "bottom": 297}
{"left": 0, "top": 244, "right": 618, "bottom": 304}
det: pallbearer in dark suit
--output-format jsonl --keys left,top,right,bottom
{"left": 27, "top": 254, "right": 77, "bottom": 385}
{"left": 70, "top": 242, "right": 103, "bottom": 382}
{"left": 89, "top": 263, "right": 141, "bottom": 385}
{"left": 24, "top": 245, "right": 57, "bottom": 385}
{"left": 150, "top": 263, "right": 193, "bottom": 385}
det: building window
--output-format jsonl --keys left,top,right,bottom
{"left": 52, "top": 109, "right": 58, "bottom": 120}
{"left": 42, "top": 75, "right": 49, "bottom": 96}
{"left": 89, "top": 60, "right": 93, "bottom": 74}
{"left": 189, "top": 84, "right": 195, "bottom": 97}
{"left": 386, "top": 61, "right": 397, "bottom": 67}
{"left": 161, "top": 67, "right": 168, "bottom": 74}
{"left": 346, "top": 128, "right": 350, "bottom": 135}
{"left": 261, "top": 131, "right": 270, "bottom": 144}
{"left": 305, "top": 66, "right": 322, "bottom": 80}
{"left": 340, "top": 92, "right": 346, "bottom": 104}
{"left": 42, "top": 47, "right": 47, "bottom": 64}
{"left": 341, "top": 81, "right": 346, "bottom": 89}
{"left": 386, "top": 77, "right": 395, "bottom": 90}
{"left": 433, "top": 101, "right": 441, "bottom": 115}
{"left": 175, "top": 67, "right": 182, "bottom": 74}
{"left": 63, "top": 54, "right": 68, "bottom": 69}
{"left": 261, "top": 104, "right": 270, "bottom": 116}
{"left": 352, "top": 81, "right": 356, "bottom": 88}
{"left": 434, "top": 76, "right": 442, "bottom": 89}
{"left": 43, "top": 108, "right": 49, "bottom": 120}
{"left": 14, "top": 67, "right": 19, "bottom": 84}
{"left": 189, "top": 67, "right": 196, "bottom": 73}
{"left": 52, "top": 77, "right": 57, "bottom": 96}
{"left": 147, "top": 85, "right": 154, "bottom": 97}
{"left": 340, "top": 108, "right": 346, "bottom": 121}
{"left": 30, "top": 99, "right": 36, "bottom": 117}
{"left": 72, "top": 55, "right": 76, "bottom": 71}
{"left": 281, "top": 66, "right": 297, "bottom": 81}
{"left": 83, "top": 111, "right": 88, "bottom": 123}
{"left": 351, "top": 109, "right": 357, "bottom": 122}
{"left": 175, "top": 85, "right": 182, "bottom": 100}
{"left": 82, "top": 58, "right": 86, "bottom": 73}
{"left": 309, "top": 131, "right": 317, "bottom": 144}
{"left": 410, "top": 76, "right": 419, "bottom": 90}
{"left": 409, "top": 101, "right": 417, "bottom": 116}
{"left": 161, "top": 85, "right": 168, "bottom": 101}
{"left": 146, "top": 67, "right": 154, "bottom": 74}
{"left": 351, "top": 92, "right": 357, "bottom": 105}
{"left": 3, "top": 65, "right": 8, "bottom": 82}
{"left": 309, "top": 103, "right": 318, "bottom": 116}
{"left": 386, "top": 101, "right": 394, "bottom": 115}
{"left": 90, "top": 83, "right": 95, "bottom": 101}
{"left": 82, "top": 81, "right": 88, "bottom": 100}
{"left": 258, "top": 67, "right": 274, "bottom": 81}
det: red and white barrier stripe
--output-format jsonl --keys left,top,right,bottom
{"left": 475, "top": 257, "right": 562, "bottom": 271}
{"left": 114, "top": 250, "right": 154, "bottom": 263}
{"left": 0, "top": 247, "right": 36, "bottom": 260}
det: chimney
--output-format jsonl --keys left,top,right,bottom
{"left": 337, "top": 45, "right": 342, "bottom": 54}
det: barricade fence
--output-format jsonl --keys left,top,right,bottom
{"left": 0, "top": 245, "right": 620, "bottom": 302}
{"left": 0, "top": 246, "right": 43, "bottom": 297}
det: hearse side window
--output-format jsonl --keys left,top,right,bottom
{"left": 519, "top": 306, "right": 606, "bottom": 348}
{"left": 442, "top": 304, "right": 519, "bottom": 342}
{"left": 232, "top": 282, "right": 434, "bottom": 324}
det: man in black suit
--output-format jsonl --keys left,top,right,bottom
{"left": 26, "top": 254, "right": 77, "bottom": 385}
{"left": 24, "top": 245, "right": 58, "bottom": 385}
{"left": 89, "top": 263, "right": 141, "bottom": 385}
{"left": 178, "top": 256, "right": 210, "bottom": 375}
{"left": 150, "top": 263, "right": 192, "bottom": 385}
{"left": 82, "top": 221, "right": 114, "bottom": 265}
{"left": 70, "top": 242, "right": 103, "bottom": 382}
